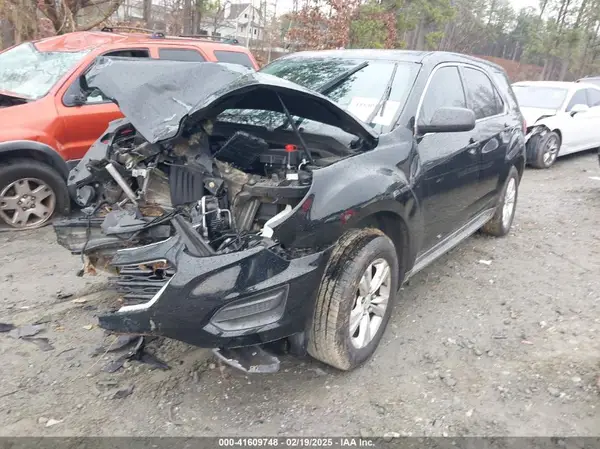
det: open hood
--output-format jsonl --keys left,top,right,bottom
{"left": 86, "top": 56, "right": 379, "bottom": 146}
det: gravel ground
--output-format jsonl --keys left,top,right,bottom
{"left": 0, "top": 151, "right": 599, "bottom": 437}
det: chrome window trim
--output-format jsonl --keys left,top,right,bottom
{"left": 414, "top": 61, "right": 508, "bottom": 135}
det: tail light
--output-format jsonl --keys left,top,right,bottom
{"left": 523, "top": 119, "right": 527, "bottom": 134}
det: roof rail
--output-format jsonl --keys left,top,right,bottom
{"left": 178, "top": 34, "right": 240, "bottom": 45}
{"left": 99, "top": 26, "right": 239, "bottom": 45}
{"left": 100, "top": 25, "right": 156, "bottom": 33}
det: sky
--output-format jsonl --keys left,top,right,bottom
{"left": 267, "top": 0, "right": 540, "bottom": 17}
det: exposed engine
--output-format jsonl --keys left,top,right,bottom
{"left": 55, "top": 117, "right": 317, "bottom": 270}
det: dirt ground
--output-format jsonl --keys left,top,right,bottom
{"left": 1, "top": 151, "right": 599, "bottom": 437}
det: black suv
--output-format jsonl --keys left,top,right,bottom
{"left": 54, "top": 50, "right": 526, "bottom": 371}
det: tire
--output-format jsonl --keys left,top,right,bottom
{"left": 481, "top": 166, "right": 519, "bottom": 237}
{"left": 529, "top": 131, "right": 560, "bottom": 169}
{"left": 0, "top": 158, "right": 70, "bottom": 229}
{"left": 308, "top": 228, "right": 399, "bottom": 371}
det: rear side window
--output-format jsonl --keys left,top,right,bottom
{"left": 462, "top": 67, "right": 503, "bottom": 119}
{"left": 586, "top": 88, "right": 600, "bottom": 107}
{"left": 491, "top": 68, "right": 518, "bottom": 110}
{"left": 567, "top": 89, "right": 588, "bottom": 111}
{"left": 159, "top": 48, "right": 206, "bottom": 62}
{"left": 418, "top": 66, "right": 466, "bottom": 126}
{"left": 214, "top": 50, "right": 254, "bottom": 68}
{"left": 105, "top": 49, "right": 149, "bottom": 58}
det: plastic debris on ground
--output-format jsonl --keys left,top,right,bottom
{"left": 101, "top": 336, "right": 170, "bottom": 373}
{"left": 213, "top": 345, "right": 281, "bottom": 374}
{"left": 0, "top": 322, "right": 15, "bottom": 332}
{"left": 8, "top": 324, "right": 44, "bottom": 338}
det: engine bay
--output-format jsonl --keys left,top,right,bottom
{"left": 57, "top": 116, "right": 357, "bottom": 268}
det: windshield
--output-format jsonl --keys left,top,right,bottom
{"left": 512, "top": 85, "right": 568, "bottom": 110}
{"left": 0, "top": 43, "right": 89, "bottom": 100}
{"left": 218, "top": 57, "right": 419, "bottom": 135}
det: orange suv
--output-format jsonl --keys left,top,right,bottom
{"left": 0, "top": 28, "right": 259, "bottom": 229}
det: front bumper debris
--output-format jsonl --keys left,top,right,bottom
{"left": 98, "top": 233, "right": 331, "bottom": 349}
{"left": 213, "top": 346, "right": 280, "bottom": 373}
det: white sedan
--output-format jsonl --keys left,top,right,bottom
{"left": 512, "top": 80, "right": 600, "bottom": 168}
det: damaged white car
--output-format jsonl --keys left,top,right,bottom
{"left": 512, "top": 80, "right": 600, "bottom": 168}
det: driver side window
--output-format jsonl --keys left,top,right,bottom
{"left": 418, "top": 66, "right": 466, "bottom": 126}
{"left": 566, "top": 89, "right": 588, "bottom": 112}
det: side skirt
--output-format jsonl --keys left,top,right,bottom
{"left": 403, "top": 208, "right": 495, "bottom": 283}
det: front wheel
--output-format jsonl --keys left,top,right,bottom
{"left": 308, "top": 228, "right": 399, "bottom": 371}
{"left": 0, "top": 159, "right": 70, "bottom": 229}
{"left": 529, "top": 131, "right": 560, "bottom": 169}
{"left": 481, "top": 166, "right": 519, "bottom": 237}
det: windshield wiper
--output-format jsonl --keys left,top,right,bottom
{"left": 275, "top": 61, "right": 369, "bottom": 132}
{"left": 365, "top": 63, "right": 398, "bottom": 125}
{"left": 315, "top": 61, "right": 369, "bottom": 95}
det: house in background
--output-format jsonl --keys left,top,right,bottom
{"left": 200, "top": 2, "right": 265, "bottom": 45}
{"left": 109, "top": 0, "right": 169, "bottom": 31}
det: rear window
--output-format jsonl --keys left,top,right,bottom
{"left": 159, "top": 48, "right": 206, "bottom": 62}
{"left": 214, "top": 50, "right": 254, "bottom": 68}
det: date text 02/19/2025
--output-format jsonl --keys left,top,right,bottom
{"left": 217, "top": 438, "right": 376, "bottom": 447}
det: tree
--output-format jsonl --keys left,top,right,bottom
{"left": 349, "top": 1, "right": 396, "bottom": 49}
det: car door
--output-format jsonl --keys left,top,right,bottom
{"left": 416, "top": 65, "right": 481, "bottom": 252}
{"left": 560, "top": 88, "right": 591, "bottom": 154}
{"left": 55, "top": 49, "right": 151, "bottom": 162}
{"left": 460, "top": 65, "right": 511, "bottom": 211}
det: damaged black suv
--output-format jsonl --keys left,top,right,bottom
{"left": 54, "top": 50, "right": 526, "bottom": 371}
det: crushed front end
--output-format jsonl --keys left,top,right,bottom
{"left": 54, "top": 121, "right": 330, "bottom": 346}
{"left": 100, "top": 224, "right": 331, "bottom": 348}
{"left": 52, "top": 57, "right": 378, "bottom": 352}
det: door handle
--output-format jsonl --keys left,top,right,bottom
{"left": 468, "top": 137, "right": 479, "bottom": 155}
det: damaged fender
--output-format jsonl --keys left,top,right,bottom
{"left": 524, "top": 123, "right": 550, "bottom": 145}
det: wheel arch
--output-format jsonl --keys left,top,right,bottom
{"left": 0, "top": 141, "right": 69, "bottom": 180}
{"left": 552, "top": 128, "right": 563, "bottom": 145}
{"left": 356, "top": 210, "right": 411, "bottom": 281}
{"left": 514, "top": 153, "right": 525, "bottom": 181}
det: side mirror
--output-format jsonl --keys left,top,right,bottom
{"left": 569, "top": 103, "right": 589, "bottom": 116}
{"left": 63, "top": 74, "right": 91, "bottom": 107}
{"left": 417, "top": 107, "right": 476, "bottom": 134}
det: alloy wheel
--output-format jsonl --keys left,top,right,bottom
{"left": 542, "top": 135, "right": 559, "bottom": 166}
{"left": 502, "top": 177, "right": 516, "bottom": 229}
{"left": 349, "top": 258, "right": 391, "bottom": 349}
{"left": 0, "top": 178, "right": 56, "bottom": 228}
